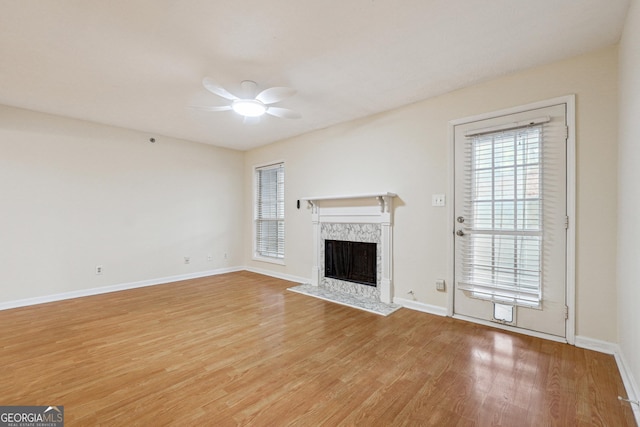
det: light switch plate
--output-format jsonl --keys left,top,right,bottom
{"left": 432, "top": 194, "right": 445, "bottom": 207}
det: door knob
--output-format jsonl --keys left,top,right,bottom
{"left": 456, "top": 229, "right": 465, "bottom": 236}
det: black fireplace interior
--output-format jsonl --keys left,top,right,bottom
{"left": 324, "top": 239, "right": 377, "bottom": 286}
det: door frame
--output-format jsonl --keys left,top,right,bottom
{"left": 447, "top": 95, "right": 576, "bottom": 344}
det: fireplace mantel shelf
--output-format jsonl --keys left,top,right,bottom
{"left": 301, "top": 192, "right": 397, "bottom": 203}
{"left": 300, "top": 192, "right": 397, "bottom": 212}
{"left": 301, "top": 193, "right": 397, "bottom": 213}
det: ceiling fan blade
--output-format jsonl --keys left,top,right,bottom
{"left": 189, "top": 105, "right": 232, "bottom": 112}
{"left": 256, "top": 87, "right": 297, "bottom": 105}
{"left": 202, "top": 78, "right": 238, "bottom": 101}
{"left": 266, "top": 107, "right": 301, "bottom": 119}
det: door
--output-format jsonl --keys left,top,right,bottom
{"left": 453, "top": 103, "right": 568, "bottom": 337}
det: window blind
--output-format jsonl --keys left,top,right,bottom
{"left": 457, "top": 124, "right": 547, "bottom": 308}
{"left": 255, "top": 163, "right": 285, "bottom": 259}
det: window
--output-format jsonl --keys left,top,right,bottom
{"left": 459, "top": 124, "right": 546, "bottom": 307}
{"left": 254, "top": 162, "right": 285, "bottom": 261}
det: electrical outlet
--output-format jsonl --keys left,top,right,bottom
{"left": 207, "top": 254, "right": 213, "bottom": 262}
{"left": 95, "top": 265, "right": 103, "bottom": 275}
{"left": 184, "top": 256, "right": 190, "bottom": 265}
{"left": 224, "top": 252, "right": 228, "bottom": 260}
{"left": 436, "top": 279, "right": 446, "bottom": 291}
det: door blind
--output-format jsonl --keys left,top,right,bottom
{"left": 457, "top": 124, "right": 547, "bottom": 307}
{"left": 255, "top": 163, "right": 285, "bottom": 259}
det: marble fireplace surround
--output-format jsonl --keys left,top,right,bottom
{"left": 301, "top": 193, "right": 396, "bottom": 304}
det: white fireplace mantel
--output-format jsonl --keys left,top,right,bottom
{"left": 301, "top": 192, "right": 397, "bottom": 215}
{"left": 301, "top": 193, "right": 397, "bottom": 304}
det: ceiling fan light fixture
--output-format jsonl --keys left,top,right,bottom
{"left": 199, "top": 78, "right": 299, "bottom": 120}
{"left": 232, "top": 99, "right": 266, "bottom": 117}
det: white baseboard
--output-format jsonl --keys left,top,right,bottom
{"left": 243, "top": 266, "right": 309, "bottom": 285}
{"left": 394, "top": 297, "right": 447, "bottom": 316}
{"left": 574, "top": 335, "right": 618, "bottom": 354}
{"left": 0, "top": 266, "right": 244, "bottom": 311}
{"left": 614, "top": 349, "right": 640, "bottom": 424}
{"left": 576, "top": 336, "right": 640, "bottom": 424}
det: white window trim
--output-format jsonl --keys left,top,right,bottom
{"left": 447, "top": 95, "right": 576, "bottom": 345}
{"left": 252, "top": 160, "right": 286, "bottom": 265}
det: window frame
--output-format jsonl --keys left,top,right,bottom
{"left": 253, "top": 161, "right": 286, "bottom": 265}
{"left": 460, "top": 125, "right": 545, "bottom": 308}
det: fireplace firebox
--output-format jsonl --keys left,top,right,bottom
{"left": 324, "top": 239, "right": 377, "bottom": 286}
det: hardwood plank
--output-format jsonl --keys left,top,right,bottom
{"left": 0, "top": 271, "right": 635, "bottom": 426}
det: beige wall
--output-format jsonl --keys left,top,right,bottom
{"left": 618, "top": 0, "right": 640, "bottom": 404}
{"left": 0, "top": 45, "right": 621, "bottom": 345}
{"left": 245, "top": 46, "right": 619, "bottom": 342}
{"left": 0, "top": 105, "right": 244, "bottom": 303}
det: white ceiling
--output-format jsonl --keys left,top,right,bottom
{"left": 0, "top": 0, "right": 630, "bottom": 151}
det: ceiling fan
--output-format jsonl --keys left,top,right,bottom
{"left": 194, "top": 78, "right": 301, "bottom": 122}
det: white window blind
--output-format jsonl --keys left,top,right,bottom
{"left": 255, "top": 163, "right": 285, "bottom": 259}
{"left": 458, "top": 124, "right": 547, "bottom": 308}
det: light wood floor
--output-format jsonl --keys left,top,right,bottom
{"left": 1, "top": 271, "right": 635, "bottom": 426}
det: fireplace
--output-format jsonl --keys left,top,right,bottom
{"left": 302, "top": 193, "right": 396, "bottom": 303}
{"left": 325, "top": 240, "right": 377, "bottom": 286}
